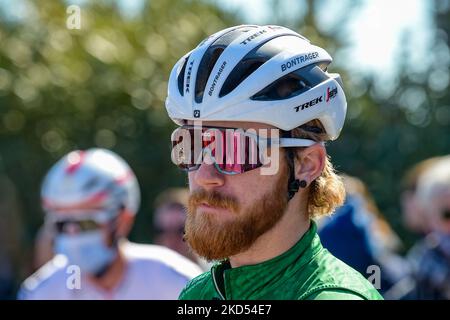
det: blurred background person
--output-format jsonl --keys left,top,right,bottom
{"left": 410, "top": 155, "right": 450, "bottom": 299}
{"left": 318, "top": 174, "right": 407, "bottom": 297}
{"left": 395, "top": 157, "right": 444, "bottom": 299}
{"left": 153, "top": 188, "right": 191, "bottom": 261}
{"left": 400, "top": 157, "right": 443, "bottom": 238}
{"left": 18, "top": 148, "right": 201, "bottom": 300}
{"left": 382, "top": 156, "right": 448, "bottom": 300}
{"left": 153, "top": 188, "right": 211, "bottom": 271}
{"left": 32, "top": 223, "right": 55, "bottom": 271}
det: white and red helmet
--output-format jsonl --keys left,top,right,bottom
{"left": 41, "top": 148, "right": 140, "bottom": 216}
{"left": 166, "top": 24, "right": 347, "bottom": 140}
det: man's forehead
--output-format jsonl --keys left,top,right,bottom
{"left": 186, "top": 120, "right": 278, "bottom": 130}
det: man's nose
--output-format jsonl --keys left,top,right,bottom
{"left": 193, "top": 160, "right": 225, "bottom": 191}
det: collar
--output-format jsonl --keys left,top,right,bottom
{"left": 211, "top": 220, "right": 321, "bottom": 299}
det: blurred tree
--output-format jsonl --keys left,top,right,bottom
{"left": 0, "top": 0, "right": 238, "bottom": 286}
{"left": 338, "top": 0, "right": 450, "bottom": 248}
{"left": 0, "top": 175, "right": 22, "bottom": 299}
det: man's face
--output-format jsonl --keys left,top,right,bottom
{"left": 48, "top": 209, "right": 116, "bottom": 246}
{"left": 46, "top": 209, "right": 122, "bottom": 275}
{"left": 401, "top": 190, "right": 430, "bottom": 234}
{"left": 428, "top": 190, "right": 450, "bottom": 234}
{"left": 185, "top": 121, "right": 290, "bottom": 261}
{"left": 154, "top": 206, "right": 191, "bottom": 258}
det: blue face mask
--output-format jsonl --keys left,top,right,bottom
{"left": 54, "top": 230, "right": 117, "bottom": 275}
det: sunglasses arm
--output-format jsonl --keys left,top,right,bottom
{"left": 278, "top": 138, "right": 324, "bottom": 148}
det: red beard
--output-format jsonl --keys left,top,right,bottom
{"left": 186, "top": 168, "right": 289, "bottom": 261}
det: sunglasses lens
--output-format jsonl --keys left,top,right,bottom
{"left": 55, "top": 219, "right": 101, "bottom": 234}
{"left": 171, "top": 128, "right": 198, "bottom": 171}
{"left": 215, "top": 134, "right": 262, "bottom": 174}
{"left": 171, "top": 127, "right": 264, "bottom": 175}
{"left": 55, "top": 221, "right": 66, "bottom": 233}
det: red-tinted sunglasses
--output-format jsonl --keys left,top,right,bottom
{"left": 170, "top": 125, "right": 317, "bottom": 175}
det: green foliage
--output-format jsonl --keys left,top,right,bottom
{"left": 0, "top": 0, "right": 238, "bottom": 281}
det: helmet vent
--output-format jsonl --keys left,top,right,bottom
{"left": 194, "top": 47, "right": 224, "bottom": 103}
{"left": 251, "top": 63, "right": 330, "bottom": 101}
{"left": 177, "top": 56, "right": 189, "bottom": 96}
{"left": 194, "top": 26, "right": 257, "bottom": 103}
{"left": 219, "top": 35, "right": 300, "bottom": 98}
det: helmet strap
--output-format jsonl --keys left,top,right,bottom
{"left": 286, "top": 148, "right": 300, "bottom": 201}
{"left": 106, "top": 211, "right": 122, "bottom": 247}
{"left": 282, "top": 129, "right": 298, "bottom": 201}
{"left": 283, "top": 131, "right": 309, "bottom": 201}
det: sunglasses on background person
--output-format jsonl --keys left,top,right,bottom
{"left": 441, "top": 209, "right": 450, "bottom": 221}
{"left": 46, "top": 210, "right": 118, "bottom": 234}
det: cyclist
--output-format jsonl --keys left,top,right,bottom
{"left": 411, "top": 156, "right": 450, "bottom": 299}
{"left": 18, "top": 148, "right": 202, "bottom": 299}
{"left": 165, "top": 25, "right": 383, "bottom": 300}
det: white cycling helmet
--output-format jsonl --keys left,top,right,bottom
{"left": 166, "top": 24, "right": 347, "bottom": 140}
{"left": 41, "top": 148, "right": 140, "bottom": 216}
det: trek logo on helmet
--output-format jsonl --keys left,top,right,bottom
{"left": 240, "top": 29, "right": 267, "bottom": 45}
{"left": 294, "top": 96, "right": 323, "bottom": 112}
{"left": 294, "top": 86, "right": 338, "bottom": 112}
{"left": 326, "top": 86, "right": 338, "bottom": 102}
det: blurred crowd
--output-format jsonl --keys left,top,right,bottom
{"left": 318, "top": 155, "right": 450, "bottom": 299}
{"left": 0, "top": 147, "right": 448, "bottom": 299}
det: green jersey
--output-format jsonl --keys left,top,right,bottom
{"left": 179, "top": 221, "right": 383, "bottom": 300}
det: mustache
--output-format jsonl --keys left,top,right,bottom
{"left": 188, "top": 189, "right": 240, "bottom": 213}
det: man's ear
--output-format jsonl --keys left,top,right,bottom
{"left": 115, "top": 209, "right": 135, "bottom": 238}
{"left": 294, "top": 144, "right": 326, "bottom": 185}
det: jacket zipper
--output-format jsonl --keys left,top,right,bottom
{"left": 212, "top": 270, "right": 226, "bottom": 300}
